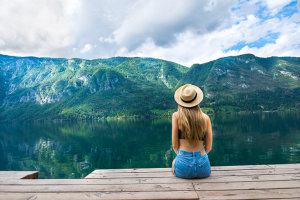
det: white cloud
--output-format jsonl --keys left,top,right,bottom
{"left": 0, "top": 0, "right": 80, "bottom": 57}
{"left": 0, "top": 39, "right": 5, "bottom": 47}
{"left": 112, "top": 0, "right": 235, "bottom": 50}
{"left": 117, "top": 9, "right": 300, "bottom": 66}
{"left": 263, "top": 0, "right": 295, "bottom": 15}
{"left": 237, "top": 17, "right": 300, "bottom": 57}
{"left": 0, "top": 0, "right": 299, "bottom": 65}
{"left": 99, "top": 36, "right": 114, "bottom": 43}
{"left": 80, "top": 44, "right": 93, "bottom": 54}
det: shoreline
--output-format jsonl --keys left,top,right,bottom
{"left": 0, "top": 108, "right": 299, "bottom": 124}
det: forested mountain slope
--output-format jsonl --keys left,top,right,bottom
{"left": 0, "top": 54, "right": 299, "bottom": 121}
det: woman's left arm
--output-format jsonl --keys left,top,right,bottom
{"left": 205, "top": 115, "right": 213, "bottom": 153}
{"left": 172, "top": 112, "right": 179, "bottom": 154}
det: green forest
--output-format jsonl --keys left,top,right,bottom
{"left": 0, "top": 54, "right": 299, "bottom": 121}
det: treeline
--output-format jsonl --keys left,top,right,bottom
{"left": 204, "top": 87, "right": 300, "bottom": 113}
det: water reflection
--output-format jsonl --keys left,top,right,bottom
{"left": 210, "top": 111, "right": 300, "bottom": 166}
{"left": 0, "top": 111, "right": 299, "bottom": 178}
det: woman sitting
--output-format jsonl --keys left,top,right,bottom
{"left": 172, "top": 84, "right": 213, "bottom": 179}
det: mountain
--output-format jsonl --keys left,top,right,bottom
{"left": 0, "top": 54, "right": 299, "bottom": 121}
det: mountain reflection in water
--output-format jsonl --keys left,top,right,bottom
{"left": 0, "top": 111, "right": 299, "bottom": 178}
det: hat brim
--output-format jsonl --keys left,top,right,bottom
{"left": 174, "top": 84, "right": 203, "bottom": 108}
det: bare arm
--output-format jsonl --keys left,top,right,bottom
{"left": 204, "top": 115, "right": 213, "bottom": 153}
{"left": 172, "top": 112, "right": 179, "bottom": 154}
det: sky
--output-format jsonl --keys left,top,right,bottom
{"left": 0, "top": 0, "right": 299, "bottom": 66}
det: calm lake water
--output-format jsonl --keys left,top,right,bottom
{"left": 0, "top": 111, "right": 299, "bottom": 179}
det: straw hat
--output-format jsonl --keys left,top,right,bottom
{"left": 174, "top": 84, "right": 203, "bottom": 108}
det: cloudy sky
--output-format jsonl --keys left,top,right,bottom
{"left": 0, "top": 0, "right": 299, "bottom": 66}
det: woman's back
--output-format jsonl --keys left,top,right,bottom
{"left": 172, "top": 110, "right": 212, "bottom": 154}
{"left": 173, "top": 111, "right": 209, "bottom": 154}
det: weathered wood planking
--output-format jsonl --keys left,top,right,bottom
{"left": 0, "top": 183, "right": 195, "bottom": 192}
{"left": 194, "top": 180, "right": 300, "bottom": 190}
{"left": 196, "top": 189, "right": 300, "bottom": 200}
{"left": 90, "top": 164, "right": 300, "bottom": 174}
{"left": 1, "top": 173, "right": 300, "bottom": 185}
{"left": 85, "top": 169, "right": 300, "bottom": 179}
{"left": 1, "top": 180, "right": 299, "bottom": 193}
{"left": 267, "top": 164, "right": 300, "bottom": 169}
{"left": 91, "top": 165, "right": 274, "bottom": 174}
{"left": 0, "top": 191, "right": 199, "bottom": 200}
{"left": 0, "top": 164, "right": 299, "bottom": 200}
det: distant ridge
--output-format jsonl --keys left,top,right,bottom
{"left": 0, "top": 54, "right": 299, "bottom": 121}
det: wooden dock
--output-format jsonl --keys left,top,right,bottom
{"left": 0, "top": 164, "right": 299, "bottom": 199}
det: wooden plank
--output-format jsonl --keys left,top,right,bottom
{"left": 85, "top": 172, "right": 174, "bottom": 179}
{"left": 194, "top": 180, "right": 300, "bottom": 190}
{"left": 210, "top": 168, "right": 300, "bottom": 176}
{"left": 89, "top": 163, "right": 300, "bottom": 175}
{"left": 21, "top": 171, "right": 38, "bottom": 179}
{"left": 0, "top": 171, "right": 32, "bottom": 177}
{"left": 85, "top": 168, "right": 300, "bottom": 179}
{"left": 0, "top": 178, "right": 147, "bottom": 185}
{"left": 91, "top": 168, "right": 171, "bottom": 174}
{"left": 121, "top": 168, "right": 300, "bottom": 175}
{"left": 1, "top": 173, "right": 300, "bottom": 185}
{"left": 0, "top": 183, "right": 194, "bottom": 192}
{"left": 90, "top": 164, "right": 274, "bottom": 174}
{"left": 199, "top": 173, "right": 300, "bottom": 182}
{"left": 213, "top": 163, "right": 299, "bottom": 170}
{"left": 211, "top": 165, "right": 272, "bottom": 171}
{"left": 0, "top": 171, "right": 38, "bottom": 179}
{"left": 268, "top": 164, "right": 300, "bottom": 169}
{"left": 196, "top": 188, "right": 300, "bottom": 200}
{"left": 89, "top": 165, "right": 275, "bottom": 175}
{"left": 0, "top": 191, "right": 199, "bottom": 200}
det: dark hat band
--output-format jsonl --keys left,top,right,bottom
{"left": 180, "top": 92, "right": 197, "bottom": 103}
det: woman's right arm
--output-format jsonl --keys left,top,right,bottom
{"left": 205, "top": 115, "right": 213, "bottom": 153}
{"left": 172, "top": 112, "right": 179, "bottom": 154}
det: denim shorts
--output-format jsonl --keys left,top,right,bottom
{"left": 174, "top": 148, "right": 211, "bottom": 179}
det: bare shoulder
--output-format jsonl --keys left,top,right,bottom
{"left": 172, "top": 111, "right": 179, "bottom": 119}
{"left": 202, "top": 112, "right": 211, "bottom": 122}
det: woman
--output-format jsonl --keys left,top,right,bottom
{"left": 172, "top": 84, "right": 213, "bottom": 179}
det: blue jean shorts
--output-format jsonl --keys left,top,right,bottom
{"left": 174, "top": 148, "right": 211, "bottom": 179}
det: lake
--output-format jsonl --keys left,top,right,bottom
{"left": 0, "top": 111, "right": 299, "bottom": 179}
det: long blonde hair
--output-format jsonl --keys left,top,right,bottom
{"left": 178, "top": 105, "right": 207, "bottom": 145}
